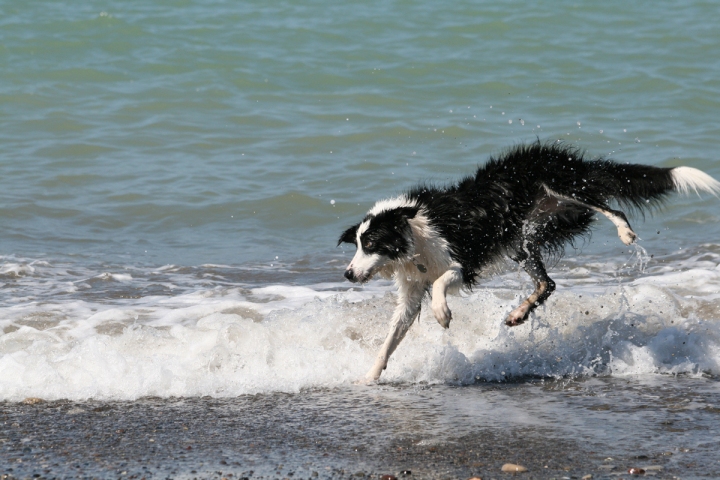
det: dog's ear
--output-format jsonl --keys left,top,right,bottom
{"left": 372, "top": 206, "right": 418, "bottom": 230}
{"left": 395, "top": 206, "right": 418, "bottom": 220}
{"left": 337, "top": 223, "right": 359, "bottom": 246}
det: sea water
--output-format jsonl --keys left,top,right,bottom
{"left": 2, "top": 0, "right": 720, "bottom": 474}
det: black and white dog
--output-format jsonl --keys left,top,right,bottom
{"left": 338, "top": 141, "right": 720, "bottom": 381}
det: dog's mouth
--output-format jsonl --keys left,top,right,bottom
{"left": 345, "top": 267, "right": 377, "bottom": 284}
{"left": 354, "top": 271, "right": 375, "bottom": 284}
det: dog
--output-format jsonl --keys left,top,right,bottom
{"left": 338, "top": 140, "right": 720, "bottom": 381}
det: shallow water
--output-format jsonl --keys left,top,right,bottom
{"left": 2, "top": 0, "right": 720, "bottom": 476}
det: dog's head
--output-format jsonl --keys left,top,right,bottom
{"left": 338, "top": 205, "right": 418, "bottom": 283}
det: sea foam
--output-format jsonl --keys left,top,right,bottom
{"left": 0, "top": 246, "right": 720, "bottom": 401}
{"left": 1, "top": 254, "right": 719, "bottom": 401}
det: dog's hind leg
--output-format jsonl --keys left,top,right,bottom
{"left": 542, "top": 187, "right": 637, "bottom": 246}
{"left": 506, "top": 247, "right": 556, "bottom": 327}
{"left": 365, "top": 281, "right": 427, "bottom": 381}
{"left": 589, "top": 206, "right": 637, "bottom": 245}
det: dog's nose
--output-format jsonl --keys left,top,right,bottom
{"left": 344, "top": 269, "right": 356, "bottom": 282}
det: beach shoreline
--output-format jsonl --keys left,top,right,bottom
{"left": 3, "top": 378, "right": 717, "bottom": 480}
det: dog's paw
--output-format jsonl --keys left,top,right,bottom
{"left": 505, "top": 304, "right": 530, "bottom": 327}
{"left": 432, "top": 296, "right": 452, "bottom": 328}
{"left": 618, "top": 226, "right": 638, "bottom": 245}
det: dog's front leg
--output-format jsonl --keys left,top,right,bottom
{"left": 365, "top": 282, "right": 426, "bottom": 382}
{"left": 431, "top": 265, "right": 463, "bottom": 328}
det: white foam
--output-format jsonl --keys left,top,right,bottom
{"left": 0, "top": 262, "right": 37, "bottom": 277}
{"left": 96, "top": 272, "right": 133, "bottom": 282}
{"left": 1, "top": 254, "right": 720, "bottom": 401}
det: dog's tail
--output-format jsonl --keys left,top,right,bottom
{"left": 670, "top": 166, "right": 720, "bottom": 197}
{"left": 592, "top": 161, "right": 720, "bottom": 212}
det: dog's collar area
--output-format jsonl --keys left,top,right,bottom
{"left": 411, "top": 254, "right": 427, "bottom": 273}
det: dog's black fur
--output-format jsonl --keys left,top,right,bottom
{"left": 405, "top": 141, "right": 674, "bottom": 284}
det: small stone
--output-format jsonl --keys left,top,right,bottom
{"left": 381, "top": 476, "right": 398, "bottom": 480}
{"left": 581, "top": 475, "right": 592, "bottom": 480}
{"left": 628, "top": 468, "right": 645, "bottom": 475}
{"left": 501, "top": 463, "right": 528, "bottom": 473}
{"left": 22, "top": 397, "right": 44, "bottom": 405}
{"left": 468, "top": 477, "right": 483, "bottom": 480}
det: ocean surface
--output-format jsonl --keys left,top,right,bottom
{"left": 2, "top": 1, "right": 720, "bottom": 476}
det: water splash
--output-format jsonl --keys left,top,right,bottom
{"left": 628, "top": 242, "right": 651, "bottom": 273}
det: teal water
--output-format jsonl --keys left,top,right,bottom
{"left": 2, "top": 0, "right": 719, "bottom": 267}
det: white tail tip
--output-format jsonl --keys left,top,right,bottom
{"left": 671, "top": 166, "right": 720, "bottom": 197}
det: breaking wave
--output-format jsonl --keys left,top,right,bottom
{"left": 1, "top": 249, "right": 720, "bottom": 401}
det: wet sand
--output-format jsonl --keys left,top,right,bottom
{"left": 2, "top": 378, "right": 719, "bottom": 479}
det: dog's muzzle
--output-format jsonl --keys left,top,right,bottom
{"left": 344, "top": 269, "right": 358, "bottom": 283}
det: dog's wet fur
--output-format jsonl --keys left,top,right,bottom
{"left": 338, "top": 141, "right": 720, "bottom": 381}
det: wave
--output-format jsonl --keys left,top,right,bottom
{"left": 1, "top": 251, "right": 719, "bottom": 401}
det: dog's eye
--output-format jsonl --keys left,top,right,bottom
{"left": 364, "top": 241, "right": 373, "bottom": 249}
